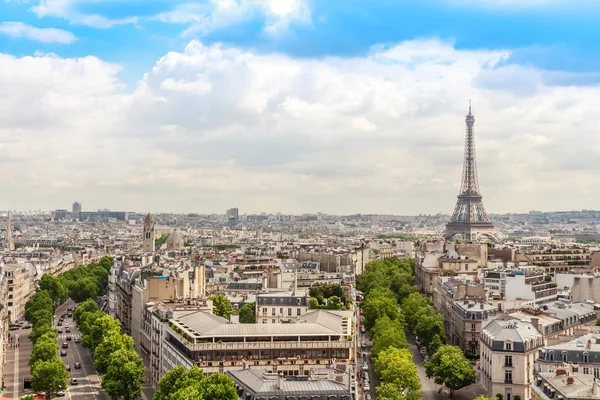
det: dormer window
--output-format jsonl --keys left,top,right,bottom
{"left": 583, "top": 353, "right": 589, "bottom": 363}
{"left": 562, "top": 352, "right": 568, "bottom": 362}
{"left": 505, "top": 342, "right": 512, "bottom": 351}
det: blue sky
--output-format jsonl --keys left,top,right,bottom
{"left": 3, "top": 0, "right": 600, "bottom": 214}
{"left": 3, "top": 0, "right": 600, "bottom": 79}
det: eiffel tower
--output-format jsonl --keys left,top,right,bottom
{"left": 444, "top": 103, "right": 496, "bottom": 241}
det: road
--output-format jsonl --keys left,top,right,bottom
{"left": 2, "top": 299, "right": 108, "bottom": 400}
{"left": 55, "top": 299, "right": 108, "bottom": 400}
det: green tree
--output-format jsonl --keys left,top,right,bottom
{"left": 30, "top": 308, "right": 54, "bottom": 327}
{"left": 73, "top": 298, "right": 100, "bottom": 326}
{"left": 376, "top": 383, "right": 405, "bottom": 400}
{"left": 69, "top": 276, "right": 101, "bottom": 303}
{"left": 210, "top": 295, "right": 234, "bottom": 319}
{"left": 31, "top": 358, "right": 68, "bottom": 399}
{"left": 98, "top": 256, "right": 114, "bottom": 271}
{"left": 401, "top": 292, "right": 431, "bottom": 330}
{"left": 29, "top": 320, "right": 54, "bottom": 344}
{"left": 29, "top": 340, "right": 59, "bottom": 367}
{"left": 474, "top": 396, "right": 498, "bottom": 400}
{"left": 596, "top": 317, "right": 600, "bottom": 326}
{"left": 363, "top": 290, "right": 399, "bottom": 329}
{"left": 154, "top": 366, "right": 205, "bottom": 400}
{"left": 375, "top": 347, "right": 421, "bottom": 400}
{"left": 101, "top": 348, "right": 144, "bottom": 400}
{"left": 429, "top": 334, "right": 443, "bottom": 356}
{"left": 94, "top": 332, "right": 134, "bottom": 374}
{"left": 196, "top": 373, "right": 237, "bottom": 400}
{"left": 414, "top": 308, "right": 445, "bottom": 347}
{"left": 38, "top": 274, "right": 68, "bottom": 303}
{"left": 86, "top": 314, "right": 121, "bottom": 350}
{"left": 308, "top": 297, "right": 319, "bottom": 309}
{"left": 371, "top": 316, "right": 408, "bottom": 359}
{"left": 25, "top": 290, "right": 54, "bottom": 323}
{"left": 78, "top": 310, "right": 105, "bottom": 337}
{"left": 425, "top": 345, "right": 476, "bottom": 397}
{"left": 239, "top": 302, "right": 256, "bottom": 324}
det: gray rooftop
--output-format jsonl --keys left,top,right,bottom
{"left": 228, "top": 369, "right": 350, "bottom": 396}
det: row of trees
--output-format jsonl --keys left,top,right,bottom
{"left": 357, "top": 258, "right": 422, "bottom": 400}
{"left": 25, "top": 290, "right": 69, "bottom": 398}
{"left": 153, "top": 365, "right": 238, "bottom": 400}
{"left": 357, "top": 257, "right": 477, "bottom": 398}
{"left": 74, "top": 298, "right": 145, "bottom": 399}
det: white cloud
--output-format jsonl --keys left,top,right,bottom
{"left": 2, "top": 39, "right": 600, "bottom": 214}
{"left": 31, "top": 0, "right": 138, "bottom": 28}
{"left": 0, "top": 22, "right": 76, "bottom": 43}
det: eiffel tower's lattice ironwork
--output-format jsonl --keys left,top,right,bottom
{"left": 444, "top": 103, "right": 496, "bottom": 241}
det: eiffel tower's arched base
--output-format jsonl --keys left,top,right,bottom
{"left": 444, "top": 223, "right": 497, "bottom": 242}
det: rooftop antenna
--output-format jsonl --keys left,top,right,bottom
{"left": 468, "top": 99, "right": 472, "bottom": 115}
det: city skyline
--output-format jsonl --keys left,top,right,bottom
{"left": 3, "top": 1, "right": 600, "bottom": 214}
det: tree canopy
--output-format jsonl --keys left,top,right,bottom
{"left": 425, "top": 345, "right": 476, "bottom": 396}
{"left": 154, "top": 366, "right": 237, "bottom": 400}
{"left": 101, "top": 348, "right": 145, "bottom": 400}
{"left": 38, "top": 274, "right": 68, "bottom": 303}
{"left": 31, "top": 358, "right": 68, "bottom": 399}
{"left": 210, "top": 295, "right": 234, "bottom": 319}
{"left": 239, "top": 302, "right": 256, "bottom": 323}
{"left": 375, "top": 347, "right": 421, "bottom": 400}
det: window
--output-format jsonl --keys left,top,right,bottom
{"left": 262, "top": 308, "right": 267, "bottom": 315}
{"left": 505, "top": 370, "right": 512, "bottom": 384}
{"left": 471, "top": 324, "right": 476, "bottom": 331}
{"left": 262, "top": 319, "right": 267, "bottom": 324}
{"left": 297, "top": 309, "right": 301, "bottom": 316}
{"left": 562, "top": 352, "right": 568, "bottom": 362}
{"left": 583, "top": 368, "right": 589, "bottom": 375}
{"left": 594, "top": 368, "right": 600, "bottom": 379}
{"left": 548, "top": 352, "right": 554, "bottom": 361}
{"left": 583, "top": 353, "right": 589, "bottom": 363}
{"left": 272, "top": 319, "right": 275, "bottom": 323}
{"left": 505, "top": 342, "right": 512, "bottom": 351}
{"left": 505, "top": 356, "right": 513, "bottom": 367}
{"left": 288, "top": 308, "right": 292, "bottom": 316}
{"left": 7, "top": 302, "right": 12, "bottom": 306}
{"left": 272, "top": 308, "right": 275, "bottom": 316}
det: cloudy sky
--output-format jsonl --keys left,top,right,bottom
{"left": 1, "top": 0, "right": 600, "bottom": 215}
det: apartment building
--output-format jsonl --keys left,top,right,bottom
{"left": 532, "top": 369, "right": 600, "bottom": 400}
{"left": 1, "top": 261, "right": 34, "bottom": 322}
{"left": 228, "top": 368, "right": 352, "bottom": 400}
{"left": 451, "top": 300, "right": 499, "bottom": 356}
{"left": 156, "top": 307, "right": 353, "bottom": 380}
{"left": 256, "top": 292, "right": 311, "bottom": 324}
{"left": 480, "top": 317, "right": 544, "bottom": 400}
{"left": 505, "top": 272, "right": 558, "bottom": 307}
{"left": 536, "top": 332, "right": 600, "bottom": 378}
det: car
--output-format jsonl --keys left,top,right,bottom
{"left": 74, "top": 362, "right": 81, "bottom": 369}
{"left": 65, "top": 327, "right": 71, "bottom": 333}
{"left": 361, "top": 342, "right": 366, "bottom": 349}
{"left": 74, "top": 336, "right": 80, "bottom": 343}
{"left": 60, "top": 350, "right": 67, "bottom": 356}
{"left": 366, "top": 395, "right": 372, "bottom": 400}
{"left": 362, "top": 363, "right": 368, "bottom": 371}
{"left": 23, "top": 324, "right": 31, "bottom": 329}
{"left": 62, "top": 342, "right": 68, "bottom": 349}
{"left": 57, "top": 328, "right": 63, "bottom": 334}
{"left": 65, "top": 364, "right": 70, "bottom": 371}
{"left": 360, "top": 327, "right": 366, "bottom": 334}
{"left": 363, "top": 382, "right": 370, "bottom": 391}
{"left": 66, "top": 336, "right": 72, "bottom": 341}
{"left": 415, "top": 336, "right": 420, "bottom": 345}
{"left": 57, "top": 322, "right": 62, "bottom": 327}
{"left": 67, "top": 313, "right": 72, "bottom": 318}
{"left": 56, "top": 391, "right": 65, "bottom": 397}
{"left": 364, "top": 374, "right": 370, "bottom": 383}
{"left": 70, "top": 378, "right": 78, "bottom": 385}
{"left": 67, "top": 307, "right": 72, "bottom": 312}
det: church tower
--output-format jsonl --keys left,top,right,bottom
{"left": 5, "top": 211, "right": 14, "bottom": 251}
{"left": 143, "top": 213, "right": 155, "bottom": 252}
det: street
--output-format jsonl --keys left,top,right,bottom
{"left": 3, "top": 299, "right": 108, "bottom": 400}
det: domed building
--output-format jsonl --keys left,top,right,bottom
{"left": 166, "top": 229, "right": 185, "bottom": 251}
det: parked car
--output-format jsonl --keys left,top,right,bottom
{"left": 360, "top": 327, "right": 366, "bottom": 334}
{"left": 60, "top": 350, "right": 67, "bottom": 356}
{"left": 70, "top": 378, "right": 78, "bottom": 385}
{"left": 56, "top": 391, "right": 65, "bottom": 397}
{"left": 364, "top": 382, "right": 370, "bottom": 391}
{"left": 366, "top": 395, "right": 372, "bottom": 400}
{"left": 65, "top": 364, "right": 70, "bottom": 371}
{"left": 362, "top": 362, "right": 368, "bottom": 371}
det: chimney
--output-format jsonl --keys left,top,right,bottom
{"left": 566, "top": 377, "right": 574, "bottom": 385}
{"left": 588, "top": 339, "right": 593, "bottom": 350}
{"left": 531, "top": 317, "right": 539, "bottom": 332}
{"left": 480, "top": 303, "right": 484, "bottom": 310}
{"left": 556, "top": 369, "right": 567, "bottom": 377}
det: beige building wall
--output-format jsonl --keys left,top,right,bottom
{"left": 4, "top": 264, "right": 31, "bottom": 323}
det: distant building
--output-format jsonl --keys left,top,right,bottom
{"left": 256, "top": 292, "right": 311, "bottom": 324}
{"left": 79, "top": 210, "right": 128, "bottom": 221}
{"left": 532, "top": 369, "right": 600, "bottom": 400}
{"left": 72, "top": 202, "right": 82, "bottom": 215}
{"left": 165, "top": 229, "right": 184, "bottom": 251}
{"left": 4, "top": 212, "right": 14, "bottom": 251}
{"left": 227, "top": 208, "right": 239, "bottom": 227}
{"left": 143, "top": 213, "right": 155, "bottom": 253}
